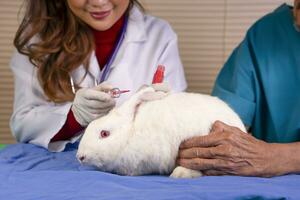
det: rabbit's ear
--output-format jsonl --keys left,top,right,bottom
{"left": 117, "top": 87, "right": 155, "bottom": 120}
{"left": 139, "top": 91, "right": 168, "bottom": 102}
{"left": 139, "top": 83, "right": 170, "bottom": 102}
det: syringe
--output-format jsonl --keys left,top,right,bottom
{"left": 108, "top": 88, "right": 130, "bottom": 98}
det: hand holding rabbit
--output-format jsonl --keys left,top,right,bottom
{"left": 178, "top": 121, "right": 287, "bottom": 177}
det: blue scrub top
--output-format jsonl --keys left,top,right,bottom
{"left": 212, "top": 4, "right": 300, "bottom": 143}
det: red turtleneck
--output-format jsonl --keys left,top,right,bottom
{"left": 51, "top": 15, "right": 125, "bottom": 142}
{"left": 93, "top": 15, "right": 125, "bottom": 69}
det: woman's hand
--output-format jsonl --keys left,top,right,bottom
{"left": 71, "top": 83, "right": 116, "bottom": 127}
{"left": 177, "top": 121, "right": 288, "bottom": 177}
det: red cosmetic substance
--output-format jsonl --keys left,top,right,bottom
{"left": 152, "top": 65, "right": 165, "bottom": 84}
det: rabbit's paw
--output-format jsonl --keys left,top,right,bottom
{"left": 170, "top": 166, "right": 203, "bottom": 178}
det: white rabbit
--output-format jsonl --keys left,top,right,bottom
{"left": 77, "top": 86, "right": 246, "bottom": 178}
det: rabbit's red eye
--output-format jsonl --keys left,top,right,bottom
{"left": 100, "top": 130, "right": 110, "bottom": 138}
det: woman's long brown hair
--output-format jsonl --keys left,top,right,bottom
{"left": 14, "top": 0, "right": 144, "bottom": 103}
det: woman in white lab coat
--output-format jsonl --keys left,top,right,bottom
{"left": 10, "top": 0, "right": 187, "bottom": 152}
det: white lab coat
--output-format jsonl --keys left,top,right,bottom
{"left": 10, "top": 6, "right": 187, "bottom": 152}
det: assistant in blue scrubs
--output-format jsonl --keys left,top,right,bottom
{"left": 178, "top": 2, "right": 300, "bottom": 177}
{"left": 212, "top": 4, "right": 300, "bottom": 143}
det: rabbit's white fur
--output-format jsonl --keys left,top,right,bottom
{"left": 77, "top": 87, "right": 246, "bottom": 178}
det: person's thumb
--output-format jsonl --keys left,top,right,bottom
{"left": 93, "top": 81, "right": 114, "bottom": 92}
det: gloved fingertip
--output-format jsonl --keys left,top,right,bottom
{"left": 96, "top": 82, "right": 114, "bottom": 91}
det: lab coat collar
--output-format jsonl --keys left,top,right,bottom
{"left": 107, "top": 6, "right": 147, "bottom": 72}
{"left": 91, "top": 6, "right": 147, "bottom": 74}
{"left": 125, "top": 6, "right": 147, "bottom": 43}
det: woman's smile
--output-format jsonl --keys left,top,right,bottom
{"left": 67, "top": 0, "right": 130, "bottom": 31}
{"left": 89, "top": 10, "right": 112, "bottom": 20}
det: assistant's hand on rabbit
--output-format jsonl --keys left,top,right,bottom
{"left": 72, "top": 83, "right": 116, "bottom": 127}
{"left": 177, "top": 121, "right": 288, "bottom": 177}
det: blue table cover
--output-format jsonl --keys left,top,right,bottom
{"left": 0, "top": 143, "right": 299, "bottom": 200}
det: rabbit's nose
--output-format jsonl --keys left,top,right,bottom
{"left": 77, "top": 154, "right": 86, "bottom": 163}
{"left": 79, "top": 156, "right": 85, "bottom": 161}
